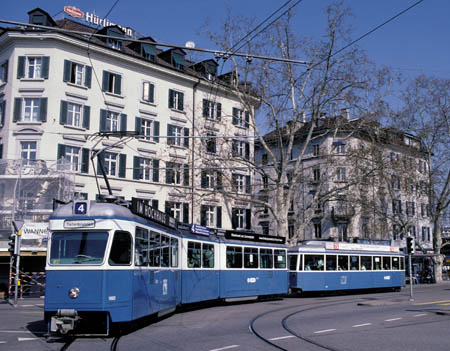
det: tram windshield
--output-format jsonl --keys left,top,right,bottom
{"left": 49, "top": 231, "right": 108, "bottom": 265}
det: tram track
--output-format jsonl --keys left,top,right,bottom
{"left": 249, "top": 296, "right": 367, "bottom": 351}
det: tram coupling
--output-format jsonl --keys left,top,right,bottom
{"left": 50, "top": 309, "right": 79, "bottom": 334}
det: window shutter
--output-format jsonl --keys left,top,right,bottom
{"left": 165, "top": 201, "right": 171, "bottom": 215}
{"left": 200, "top": 205, "right": 207, "bottom": 226}
{"left": 216, "top": 171, "right": 223, "bottom": 190}
{"left": 81, "top": 148, "right": 90, "bottom": 174}
{"left": 149, "top": 83, "right": 154, "bottom": 103}
{"left": 231, "top": 209, "right": 238, "bottom": 229}
{"left": 39, "top": 98, "right": 47, "bottom": 122}
{"left": 216, "top": 103, "right": 222, "bottom": 120}
{"left": 178, "top": 92, "right": 184, "bottom": 111}
{"left": 167, "top": 125, "right": 173, "bottom": 145}
{"left": 13, "top": 98, "right": 22, "bottom": 122}
{"left": 118, "top": 154, "right": 126, "bottom": 178}
{"left": 232, "top": 140, "right": 237, "bottom": 157}
{"left": 245, "top": 142, "right": 250, "bottom": 160}
{"left": 41, "top": 57, "right": 50, "bottom": 79}
{"left": 201, "top": 170, "right": 207, "bottom": 188}
{"left": 0, "top": 100, "right": 5, "bottom": 127}
{"left": 63, "top": 60, "right": 71, "bottom": 82}
{"left": 60, "top": 100, "right": 68, "bottom": 125}
{"left": 245, "top": 175, "right": 251, "bottom": 194}
{"left": 114, "top": 74, "right": 122, "bottom": 95}
{"left": 102, "top": 71, "right": 109, "bottom": 92}
{"left": 57, "top": 144, "right": 66, "bottom": 161}
{"left": 135, "top": 117, "right": 141, "bottom": 134}
{"left": 83, "top": 105, "right": 90, "bottom": 129}
{"left": 0, "top": 144, "right": 2, "bottom": 159}
{"left": 97, "top": 152, "right": 105, "bottom": 175}
{"left": 152, "top": 159, "right": 159, "bottom": 182}
{"left": 165, "top": 162, "right": 172, "bottom": 184}
{"left": 183, "top": 128, "right": 189, "bottom": 148}
{"left": 99, "top": 109, "right": 107, "bottom": 131}
{"left": 120, "top": 113, "right": 127, "bottom": 132}
{"left": 202, "top": 99, "right": 208, "bottom": 117}
{"left": 245, "top": 111, "right": 250, "bottom": 128}
{"left": 216, "top": 206, "right": 222, "bottom": 228}
{"left": 151, "top": 199, "right": 158, "bottom": 210}
{"left": 153, "top": 121, "right": 159, "bottom": 143}
{"left": 245, "top": 209, "right": 252, "bottom": 229}
{"left": 133, "top": 156, "right": 140, "bottom": 180}
{"left": 168, "top": 89, "right": 174, "bottom": 108}
{"left": 17, "top": 56, "right": 25, "bottom": 79}
{"left": 182, "top": 203, "right": 189, "bottom": 224}
{"left": 232, "top": 107, "right": 238, "bottom": 125}
{"left": 84, "top": 66, "right": 92, "bottom": 88}
{"left": 183, "top": 165, "right": 189, "bottom": 186}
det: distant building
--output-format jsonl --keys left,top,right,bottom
{"left": 254, "top": 111, "right": 433, "bottom": 250}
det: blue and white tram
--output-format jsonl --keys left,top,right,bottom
{"left": 288, "top": 242, "right": 405, "bottom": 293}
{"left": 44, "top": 198, "right": 288, "bottom": 336}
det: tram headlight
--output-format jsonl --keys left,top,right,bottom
{"left": 68, "top": 287, "right": 80, "bottom": 299}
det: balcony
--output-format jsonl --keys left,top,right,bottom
{"left": 331, "top": 202, "right": 355, "bottom": 222}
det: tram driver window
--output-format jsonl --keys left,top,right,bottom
{"left": 274, "top": 250, "right": 286, "bottom": 269}
{"left": 226, "top": 246, "right": 243, "bottom": 268}
{"left": 338, "top": 255, "right": 349, "bottom": 271}
{"left": 244, "top": 247, "right": 258, "bottom": 269}
{"left": 304, "top": 254, "right": 324, "bottom": 271}
{"left": 373, "top": 256, "right": 382, "bottom": 270}
{"left": 109, "top": 231, "right": 132, "bottom": 265}
{"left": 326, "top": 255, "right": 337, "bottom": 271}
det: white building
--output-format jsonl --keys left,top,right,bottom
{"left": 0, "top": 8, "right": 256, "bottom": 232}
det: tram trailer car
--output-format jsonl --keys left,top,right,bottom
{"left": 288, "top": 242, "right": 405, "bottom": 294}
{"left": 44, "top": 198, "right": 288, "bottom": 336}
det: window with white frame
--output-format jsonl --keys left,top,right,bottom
{"left": 168, "top": 202, "right": 182, "bottom": 221}
{"left": 234, "top": 208, "right": 245, "bottom": 229}
{"left": 106, "top": 111, "right": 119, "bottom": 132}
{"left": 133, "top": 156, "right": 159, "bottom": 182}
{"left": 205, "top": 133, "right": 217, "bottom": 154}
{"left": 23, "top": 98, "right": 41, "bottom": 122}
{"left": 102, "top": 71, "right": 122, "bottom": 95}
{"left": 231, "top": 208, "right": 251, "bottom": 230}
{"left": 60, "top": 100, "right": 90, "bottom": 129}
{"left": 139, "top": 118, "right": 153, "bottom": 140}
{"left": 107, "top": 38, "right": 122, "bottom": 51}
{"left": 232, "top": 140, "right": 250, "bottom": 159}
{"left": 201, "top": 205, "right": 216, "bottom": 227}
{"left": 168, "top": 89, "right": 184, "bottom": 111}
{"left": 67, "top": 103, "right": 82, "bottom": 127}
{"left": 64, "top": 145, "right": 80, "bottom": 172}
{"left": 313, "top": 168, "right": 321, "bottom": 182}
{"left": 232, "top": 174, "right": 245, "bottom": 193}
{"left": 312, "top": 144, "right": 320, "bottom": 156}
{"left": 202, "top": 99, "right": 221, "bottom": 120}
{"left": 27, "top": 57, "right": 42, "bottom": 79}
{"left": 103, "top": 152, "right": 118, "bottom": 176}
{"left": 139, "top": 158, "right": 152, "bottom": 181}
{"left": 232, "top": 107, "right": 249, "bottom": 128}
{"left": 166, "top": 162, "right": 186, "bottom": 185}
{"left": 336, "top": 167, "right": 346, "bottom": 181}
{"left": 167, "top": 124, "right": 189, "bottom": 147}
{"left": 20, "top": 141, "right": 37, "bottom": 164}
{"left": 17, "top": 56, "right": 49, "bottom": 80}
{"left": 63, "top": 60, "right": 92, "bottom": 88}
{"left": 201, "top": 170, "right": 222, "bottom": 189}
{"left": 142, "top": 82, "right": 155, "bottom": 103}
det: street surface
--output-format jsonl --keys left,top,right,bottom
{"left": 0, "top": 283, "right": 449, "bottom": 350}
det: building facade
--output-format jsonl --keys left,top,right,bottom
{"left": 254, "top": 112, "right": 433, "bottom": 250}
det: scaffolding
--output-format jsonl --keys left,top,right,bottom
{"left": 0, "top": 159, "right": 75, "bottom": 298}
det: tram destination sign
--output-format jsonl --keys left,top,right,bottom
{"left": 131, "top": 198, "right": 177, "bottom": 229}
{"left": 225, "top": 231, "right": 286, "bottom": 244}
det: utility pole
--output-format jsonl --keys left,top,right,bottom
{"left": 12, "top": 221, "right": 23, "bottom": 307}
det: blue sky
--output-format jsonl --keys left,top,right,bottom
{"left": 1, "top": 0, "right": 448, "bottom": 77}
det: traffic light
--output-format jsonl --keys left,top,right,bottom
{"left": 406, "top": 236, "right": 415, "bottom": 254}
{"left": 8, "top": 234, "right": 17, "bottom": 256}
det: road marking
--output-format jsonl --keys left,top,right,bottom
{"left": 0, "top": 331, "right": 32, "bottom": 333}
{"left": 18, "top": 337, "right": 39, "bottom": 341}
{"left": 438, "top": 302, "right": 450, "bottom": 306}
{"left": 352, "top": 323, "right": 372, "bottom": 328}
{"left": 20, "top": 305, "right": 34, "bottom": 307}
{"left": 385, "top": 318, "right": 402, "bottom": 322}
{"left": 414, "top": 300, "right": 450, "bottom": 305}
{"left": 314, "top": 329, "right": 336, "bottom": 334}
{"left": 413, "top": 314, "right": 427, "bottom": 317}
{"left": 0, "top": 341, "right": 6, "bottom": 344}
{"left": 208, "top": 345, "right": 239, "bottom": 351}
{"left": 269, "top": 335, "right": 295, "bottom": 341}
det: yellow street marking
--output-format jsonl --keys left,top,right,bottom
{"left": 438, "top": 302, "right": 450, "bottom": 306}
{"left": 414, "top": 300, "right": 450, "bottom": 306}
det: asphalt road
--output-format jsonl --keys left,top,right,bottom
{"left": 1, "top": 283, "right": 449, "bottom": 351}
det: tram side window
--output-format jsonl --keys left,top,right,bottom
{"left": 260, "top": 248, "right": 273, "bottom": 269}
{"left": 226, "top": 246, "right": 243, "bottom": 268}
{"left": 288, "top": 254, "right": 298, "bottom": 271}
{"left": 350, "top": 256, "right": 360, "bottom": 270}
{"left": 338, "top": 255, "right": 349, "bottom": 271}
{"left": 202, "top": 243, "right": 215, "bottom": 268}
{"left": 187, "top": 241, "right": 201, "bottom": 268}
{"left": 161, "top": 235, "right": 170, "bottom": 267}
{"left": 326, "top": 255, "right": 337, "bottom": 271}
{"left": 244, "top": 247, "right": 258, "bottom": 269}
{"left": 361, "top": 256, "right": 372, "bottom": 270}
{"left": 392, "top": 256, "right": 400, "bottom": 270}
{"left": 135, "top": 227, "right": 149, "bottom": 266}
{"left": 382, "top": 256, "right": 391, "bottom": 270}
{"left": 373, "top": 256, "right": 382, "bottom": 270}
{"left": 304, "top": 254, "right": 324, "bottom": 271}
{"left": 149, "top": 231, "right": 161, "bottom": 267}
{"left": 400, "top": 257, "right": 405, "bottom": 270}
{"left": 109, "top": 231, "right": 132, "bottom": 265}
{"left": 171, "top": 237, "right": 179, "bottom": 267}
{"left": 274, "top": 249, "right": 286, "bottom": 269}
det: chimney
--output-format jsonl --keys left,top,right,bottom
{"left": 340, "top": 108, "right": 350, "bottom": 120}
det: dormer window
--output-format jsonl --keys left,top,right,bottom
{"left": 142, "top": 44, "right": 156, "bottom": 62}
{"left": 102, "top": 27, "right": 125, "bottom": 51}
{"left": 172, "top": 52, "right": 185, "bottom": 71}
{"left": 107, "top": 38, "right": 122, "bottom": 51}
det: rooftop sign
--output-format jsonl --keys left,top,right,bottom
{"left": 64, "top": 5, "right": 134, "bottom": 37}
